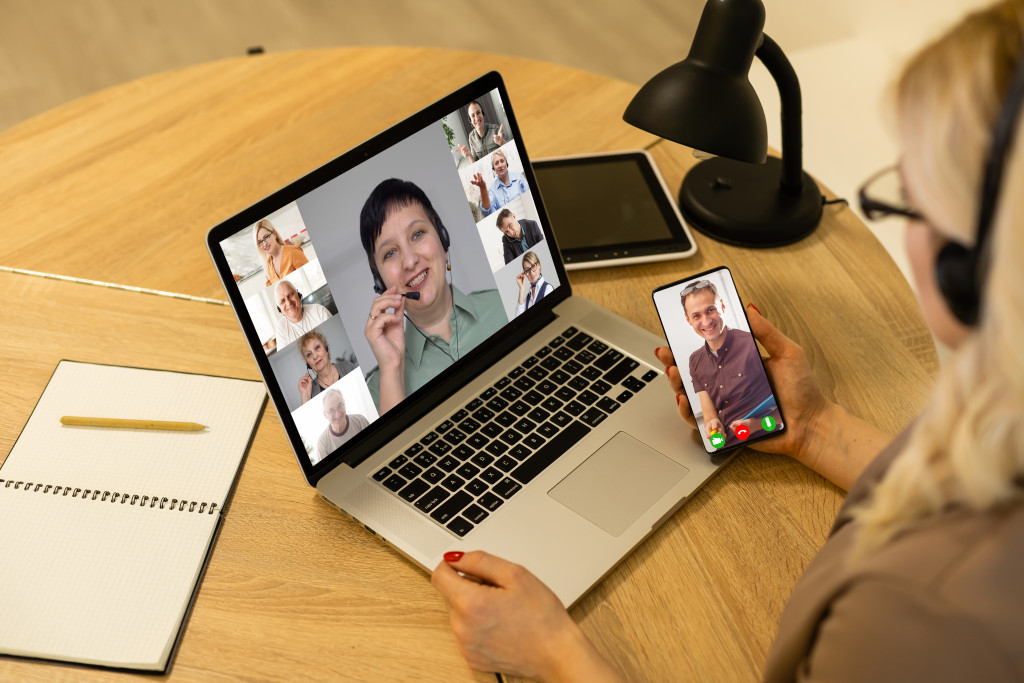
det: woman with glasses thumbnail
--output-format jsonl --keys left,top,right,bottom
{"left": 431, "top": 2, "right": 1024, "bottom": 680}
{"left": 513, "top": 251, "right": 552, "bottom": 317}
{"left": 253, "top": 218, "right": 308, "bottom": 286}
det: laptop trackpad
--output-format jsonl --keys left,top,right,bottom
{"left": 548, "top": 432, "right": 689, "bottom": 537}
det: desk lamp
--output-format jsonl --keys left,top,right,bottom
{"left": 623, "top": 0, "right": 822, "bottom": 247}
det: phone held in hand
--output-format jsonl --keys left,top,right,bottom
{"left": 652, "top": 266, "right": 785, "bottom": 455}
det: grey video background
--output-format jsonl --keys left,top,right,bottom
{"left": 295, "top": 121, "right": 507, "bottom": 375}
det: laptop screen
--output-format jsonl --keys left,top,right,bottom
{"left": 208, "top": 73, "right": 566, "bottom": 481}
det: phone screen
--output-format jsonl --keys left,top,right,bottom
{"left": 652, "top": 266, "right": 784, "bottom": 454}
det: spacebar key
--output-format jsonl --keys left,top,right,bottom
{"left": 511, "top": 421, "right": 591, "bottom": 485}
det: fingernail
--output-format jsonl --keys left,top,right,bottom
{"left": 748, "top": 303, "right": 761, "bottom": 315}
{"left": 676, "top": 394, "right": 681, "bottom": 405}
{"left": 444, "top": 551, "right": 464, "bottom": 563}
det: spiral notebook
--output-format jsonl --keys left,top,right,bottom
{"left": 0, "top": 361, "right": 266, "bottom": 672}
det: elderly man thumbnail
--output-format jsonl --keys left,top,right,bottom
{"left": 313, "top": 389, "right": 369, "bottom": 465}
{"left": 472, "top": 149, "right": 530, "bottom": 218}
{"left": 274, "top": 280, "right": 333, "bottom": 348}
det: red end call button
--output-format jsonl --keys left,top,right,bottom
{"left": 735, "top": 424, "right": 750, "bottom": 440}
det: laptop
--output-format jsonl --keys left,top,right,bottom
{"left": 206, "top": 71, "right": 726, "bottom": 605}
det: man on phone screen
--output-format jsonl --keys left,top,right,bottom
{"left": 682, "top": 280, "right": 778, "bottom": 448}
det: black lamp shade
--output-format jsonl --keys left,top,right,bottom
{"left": 624, "top": 0, "right": 768, "bottom": 163}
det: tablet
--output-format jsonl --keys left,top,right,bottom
{"left": 532, "top": 150, "right": 698, "bottom": 269}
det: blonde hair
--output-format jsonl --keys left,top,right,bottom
{"left": 854, "top": 0, "right": 1024, "bottom": 556}
{"left": 254, "top": 218, "right": 285, "bottom": 279}
{"left": 521, "top": 250, "right": 541, "bottom": 271}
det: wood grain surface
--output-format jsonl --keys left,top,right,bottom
{"left": 0, "top": 48, "right": 938, "bottom": 682}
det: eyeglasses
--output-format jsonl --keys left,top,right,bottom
{"left": 523, "top": 263, "right": 540, "bottom": 276}
{"left": 680, "top": 280, "right": 712, "bottom": 297}
{"left": 857, "top": 165, "right": 926, "bottom": 222}
{"left": 257, "top": 232, "right": 274, "bottom": 247}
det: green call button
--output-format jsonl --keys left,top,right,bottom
{"left": 709, "top": 432, "right": 725, "bottom": 449}
{"left": 762, "top": 416, "right": 777, "bottom": 432}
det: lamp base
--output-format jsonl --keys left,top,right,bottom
{"left": 678, "top": 156, "right": 822, "bottom": 248}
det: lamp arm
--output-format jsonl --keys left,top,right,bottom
{"left": 755, "top": 34, "right": 805, "bottom": 193}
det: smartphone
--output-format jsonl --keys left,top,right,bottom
{"left": 652, "top": 266, "right": 784, "bottom": 455}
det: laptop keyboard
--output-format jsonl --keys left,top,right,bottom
{"left": 369, "top": 326, "right": 660, "bottom": 537}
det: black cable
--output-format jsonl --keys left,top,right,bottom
{"left": 822, "top": 197, "right": 849, "bottom": 207}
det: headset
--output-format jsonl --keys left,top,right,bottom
{"left": 936, "top": 53, "right": 1024, "bottom": 326}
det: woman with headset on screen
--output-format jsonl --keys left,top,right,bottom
{"left": 361, "top": 179, "right": 506, "bottom": 415}
{"left": 431, "top": 3, "right": 1024, "bottom": 680}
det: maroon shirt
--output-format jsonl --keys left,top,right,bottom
{"left": 688, "top": 327, "right": 773, "bottom": 446}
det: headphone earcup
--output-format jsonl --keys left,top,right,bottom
{"left": 436, "top": 219, "right": 451, "bottom": 252}
{"left": 935, "top": 241, "right": 981, "bottom": 326}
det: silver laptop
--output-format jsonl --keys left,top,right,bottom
{"left": 207, "top": 72, "right": 726, "bottom": 605}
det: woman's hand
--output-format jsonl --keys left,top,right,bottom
{"left": 298, "top": 373, "right": 313, "bottom": 404}
{"left": 516, "top": 271, "right": 528, "bottom": 302}
{"left": 432, "top": 551, "right": 623, "bottom": 682}
{"left": 705, "top": 418, "right": 725, "bottom": 438}
{"left": 655, "top": 304, "right": 832, "bottom": 464}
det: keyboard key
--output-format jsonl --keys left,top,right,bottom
{"left": 642, "top": 369, "right": 659, "bottom": 382}
{"left": 486, "top": 397, "right": 509, "bottom": 412}
{"left": 514, "top": 418, "right": 536, "bottom": 434}
{"left": 549, "top": 369, "right": 571, "bottom": 385}
{"left": 498, "top": 429, "right": 522, "bottom": 445}
{"left": 551, "top": 411, "right": 572, "bottom": 427}
{"left": 463, "top": 504, "right": 489, "bottom": 524}
{"left": 443, "top": 428, "right": 467, "bottom": 445}
{"left": 447, "top": 517, "right": 475, "bottom": 537}
{"left": 509, "top": 444, "right": 532, "bottom": 460}
{"left": 479, "top": 492, "right": 505, "bottom": 511}
{"left": 511, "top": 422, "right": 591, "bottom": 485}
{"left": 388, "top": 454, "right": 408, "bottom": 469}
{"left": 536, "top": 345, "right": 552, "bottom": 358}
{"left": 604, "top": 357, "right": 640, "bottom": 384}
{"left": 540, "top": 356, "right": 562, "bottom": 372}
{"left": 509, "top": 366, "right": 526, "bottom": 378}
{"left": 480, "top": 387, "right": 497, "bottom": 399}
{"left": 465, "top": 479, "right": 488, "bottom": 496}
{"left": 509, "top": 400, "right": 530, "bottom": 416}
{"left": 527, "top": 366, "right": 549, "bottom": 381}
{"left": 576, "top": 349, "right": 597, "bottom": 365}
{"left": 473, "top": 406, "right": 495, "bottom": 423}
{"left": 594, "top": 348, "right": 623, "bottom": 371}
{"left": 527, "top": 407, "right": 550, "bottom": 423}
{"left": 581, "top": 366, "right": 602, "bottom": 381}
{"left": 554, "top": 347, "right": 575, "bottom": 362}
{"left": 562, "top": 326, "right": 579, "bottom": 338}
{"left": 399, "top": 463, "right": 423, "bottom": 479}
{"left": 496, "top": 456, "right": 517, "bottom": 472}
{"left": 495, "top": 411, "right": 517, "bottom": 427}
{"left": 373, "top": 467, "right": 391, "bottom": 482}
{"left": 568, "top": 376, "right": 589, "bottom": 392}
{"left": 421, "top": 431, "right": 439, "bottom": 445}
{"left": 414, "top": 452, "right": 437, "bottom": 468}
{"left": 423, "top": 467, "right": 445, "bottom": 484}
{"left": 404, "top": 443, "right": 424, "bottom": 456}
{"left": 590, "top": 379, "right": 612, "bottom": 395}
{"left": 622, "top": 376, "right": 645, "bottom": 393}
{"left": 597, "top": 397, "right": 621, "bottom": 414}
{"left": 485, "top": 440, "right": 509, "bottom": 457}
{"left": 555, "top": 387, "right": 576, "bottom": 402}
{"left": 564, "top": 400, "right": 585, "bottom": 416}
{"left": 588, "top": 339, "right": 609, "bottom": 355}
{"left": 541, "top": 397, "right": 563, "bottom": 413}
{"left": 480, "top": 467, "right": 503, "bottom": 484}
{"left": 493, "top": 477, "right": 523, "bottom": 499}
{"left": 577, "top": 390, "right": 599, "bottom": 406}
{"left": 414, "top": 486, "right": 450, "bottom": 512}
{"left": 481, "top": 422, "right": 503, "bottom": 438}
{"left": 581, "top": 407, "right": 608, "bottom": 428}
{"left": 441, "top": 473, "right": 466, "bottom": 491}
{"left": 458, "top": 417, "right": 481, "bottom": 433}
{"left": 566, "top": 332, "right": 593, "bottom": 351}
{"left": 431, "top": 491, "right": 473, "bottom": 523}
{"left": 467, "top": 432, "right": 489, "bottom": 449}
{"left": 524, "top": 432, "right": 547, "bottom": 450}
{"left": 500, "top": 385, "right": 523, "bottom": 401}
{"left": 437, "top": 455, "right": 459, "bottom": 472}
{"left": 451, "top": 408, "right": 469, "bottom": 422}
{"left": 436, "top": 420, "right": 454, "bottom": 434}
{"left": 523, "top": 390, "right": 545, "bottom": 405}
{"left": 399, "top": 478, "right": 430, "bottom": 502}
{"left": 521, "top": 355, "right": 539, "bottom": 368}
{"left": 453, "top": 444, "right": 475, "bottom": 460}
{"left": 383, "top": 474, "right": 407, "bottom": 492}
{"left": 537, "top": 422, "right": 558, "bottom": 438}
{"left": 495, "top": 376, "right": 511, "bottom": 389}
{"left": 471, "top": 453, "right": 495, "bottom": 468}
{"left": 457, "top": 463, "right": 481, "bottom": 479}
{"left": 466, "top": 397, "right": 483, "bottom": 411}
{"left": 549, "top": 336, "right": 566, "bottom": 347}
{"left": 537, "top": 380, "right": 557, "bottom": 395}
{"left": 513, "top": 376, "right": 536, "bottom": 391}
{"left": 428, "top": 440, "right": 452, "bottom": 457}
{"left": 617, "top": 390, "right": 634, "bottom": 403}
{"left": 563, "top": 358, "right": 583, "bottom": 373}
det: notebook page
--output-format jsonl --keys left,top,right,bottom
{"left": 0, "top": 362, "right": 266, "bottom": 505}
{"left": 0, "top": 488, "right": 217, "bottom": 670}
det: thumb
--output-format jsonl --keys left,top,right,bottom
{"left": 498, "top": 124, "right": 504, "bottom": 136}
{"left": 446, "top": 550, "right": 521, "bottom": 587}
{"left": 746, "top": 303, "right": 789, "bottom": 358}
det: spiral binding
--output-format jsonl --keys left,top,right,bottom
{"left": 0, "top": 479, "right": 218, "bottom": 514}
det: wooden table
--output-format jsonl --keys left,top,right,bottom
{"left": 0, "top": 47, "right": 938, "bottom": 682}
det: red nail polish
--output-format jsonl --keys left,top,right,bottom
{"left": 748, "top": 303, "right": 762, "bottom": 315}
{"left": 444, "top": 551, "right": 464, "bottom": 563}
